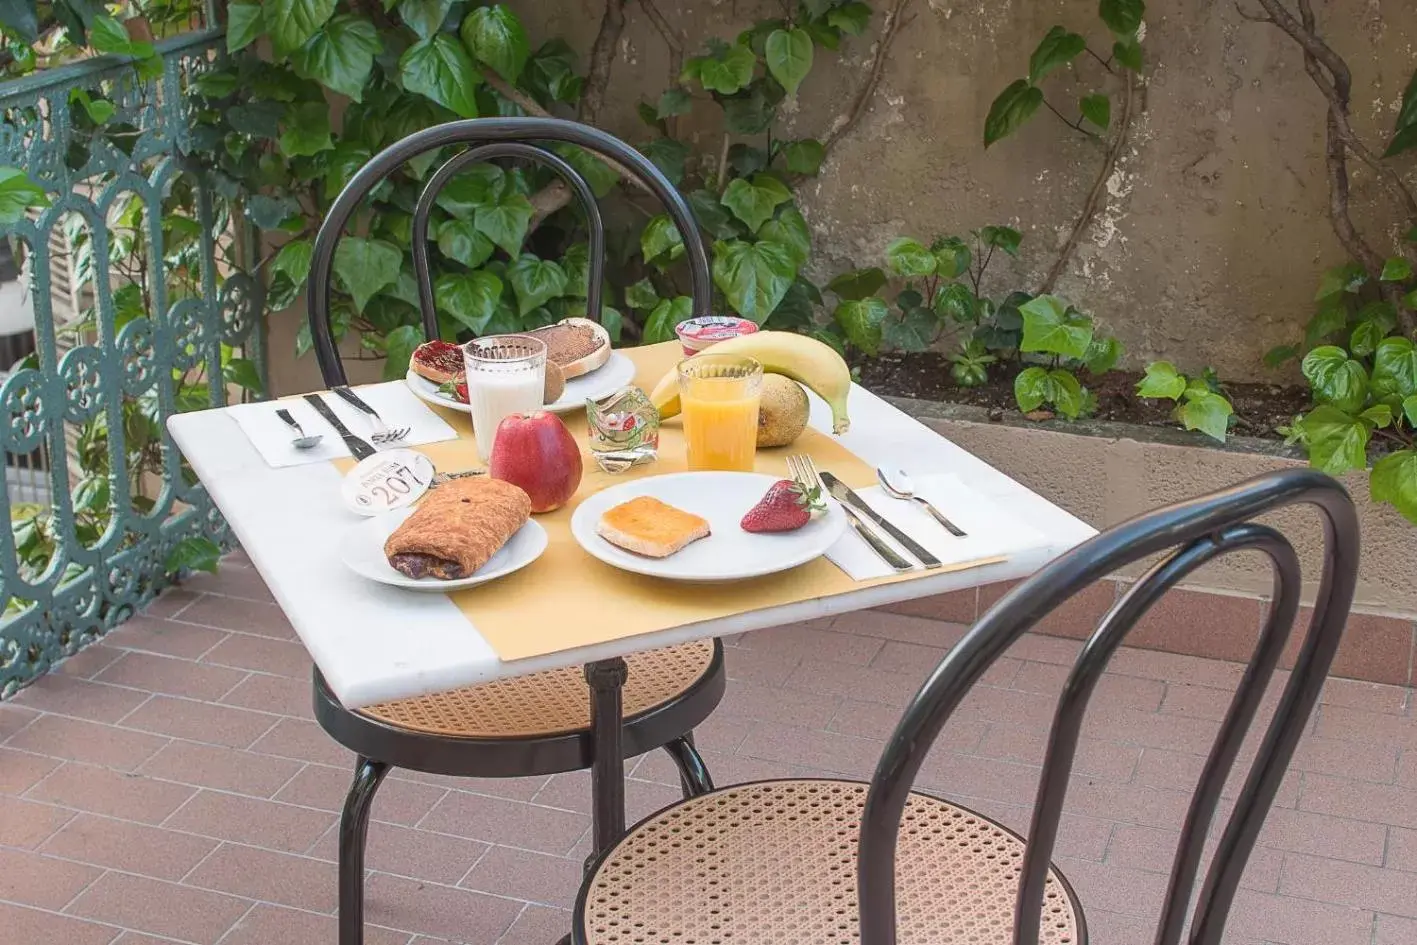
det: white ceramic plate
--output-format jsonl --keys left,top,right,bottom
{"left": 404, "top": 351, "right": 637, "bottom": 416}
{"left": 571, "top": 472, "right": 848, "bottom": 582}
{"left": 341, "top": 507, "right": 548, "bottom": 591}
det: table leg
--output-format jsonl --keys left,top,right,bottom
{"left": 585, "top": 657, "right": 628, "bottom": 862}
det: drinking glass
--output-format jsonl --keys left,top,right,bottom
{"left": 462, "top": 335, "right": 547, "bottom": 462}
{"left": 678, "top": 354, "right": 763, "bottom": 472}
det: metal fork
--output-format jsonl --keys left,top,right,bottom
{"left": 332, "top": 386, "right": 410, "bottom": 444}
{"left": 787, "top": 455, "right": 912, "bottom": 572}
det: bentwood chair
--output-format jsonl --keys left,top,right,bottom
{"left": 304, "top": 118, "right": 725, "bottom": 945}
{"left": 570, "top": 468, "right": 1360, "bottom": 945}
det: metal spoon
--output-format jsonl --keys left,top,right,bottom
{"left": 275, "top": 408, "right": 323, "bottom": 450}
{"left": 876, "top": 468, "right": 967, "bottom": 537}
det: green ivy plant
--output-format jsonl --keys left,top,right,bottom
{"left": 1135, "top": 361, "right": 1235, "bottom": 442}
{"left": 1013, "top": 294, "right": 1122, "bottom": 420}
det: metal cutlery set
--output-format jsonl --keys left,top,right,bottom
{"left": 278, "top": 387, "right": 409, "bottom": 459}
{"left": 787, "top": 454, "right": 966, "bottom": 574}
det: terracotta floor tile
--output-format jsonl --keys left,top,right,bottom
{"left": 1320, "top": 676, "right": 1411, "bottom": 714}
{"left": 40, "top": 813, "right": 218, "bottom": 880}
{"left": 1299, "top": 773, "right": 1417, "bottom": 831}
{"left": 184, "top": 842, "right": 336, "bottom": 912}
{"left": 95, "top": 652, "right": 247, "bottom": 702}
{"left": 6, "top": 715, "right": 169, "bottom": 772}
{"left": 220, "top": 903, "right": 408, "bottom": 945}
{"left": 0, "top": 746, "right": 61, "bottom": 794}
{"left": 737, "top": 720, "right": 884, "bottom": 779}
{"left": 177, "top": 596, "right": 295, "bottom": 640}
{"left": 1222, "top": 889, "right": 1375, "bottom": 945}
{"left": 461, "top": 844, "right": 583, "bottom": 908}
{"left": 971, "top": 723, "right": 1140, "bottom": 781}
{"left": 199, "top": 634, "right": 310, "bottom": 678}
{"left": 1376, "top": 913, "right": 1417, "bottom": 945}
{"left": 0, "top": 846, "right": 103, "bottom": 909}
{"left": 53, "top": 643, "right": 126, "bottom": 679}
{"left": 137, "top": 740, "right": 303, "bottom": 798}
{"left": 364, "top": 872, "right": 522, "bottom": 942}
{"left": 162, "top": 789, "right": 334, "bottom": 853}
{"left": 1280, "top": 851, "right": 1417, "bottom": 917}
{"left": 28, "top": 763, "right": 195, "bottom": 825}
{"left": 0, "top": 794, "right": 77, "bottom": 848}
{"left": 109, "top": 615, "right": 226, "bottom": 659}
{"left": 727, "top": 622, "right": 886, "bottom": 665}
{"left": 10, "top": 675, "right": 150, "bottom": 723}
{"left": 120, "top": 696, "right": 278, "bottom": 750}
{"left": 219, "top": 672, "right": 312, "bottom": 719}
{"left": 0, "top": 702, "right": 40, "bottom": 741}
{"left": 1388, "top": 826, "right": 1417, "bottom": 872}
{"left": 177, "top": 566, "right": 276, "bottom": 603}
{"left": 141, "top": 588, "right": 199, "bottom": 619}
{"left": 0, "top": 900, "right": 120, "bottom": 945}
{"left": 419, "top": 791, "right": 590, "bottom": 856}
{"left": 249, "top": 718, "right": 355, "bottom": 767}
{"left": 833, "top": 610, "right": 970, "bottom": 647}
{"left": 531, "top": 769, "right": 684, "bottom": 824}
{"left": 306, "top": 818, "right": 489, "bottom": 884}
{"left": 715, "top": 676, "right": 842, "bottom": 729}
{"left": 65, "top": 871, "right": 250, "bottom": 945}
{"left": 495, "top": 904, "right": 573, "bottom": 945}
{"left": 274, "top": 763, "right": 446, "bottom": 826}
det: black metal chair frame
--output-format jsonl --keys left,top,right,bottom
{"left": 304, "top": 117, "right": 722, "bottom": 945}
{"left": 570, "top": 468, "right": 1360, "bottom": 945}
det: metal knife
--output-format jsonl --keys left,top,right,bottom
{"left": 839, "top": 502, "right": 914, "bottom": 572}
{"left": 820, "top": 471, "right": 942, "bottom": 570}
{"left": 302, "top": 393, "right": 376, "bottom": 460}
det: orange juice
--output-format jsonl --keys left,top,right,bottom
{"left": 678, "top": 355, "right": 763, "bottom": 471}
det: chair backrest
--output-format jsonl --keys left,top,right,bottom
{"left": 305, "top": 117, "right": 713, "bottom": 387}
{"left": 857, "top": 468, "right": 1360, "bottom": 945}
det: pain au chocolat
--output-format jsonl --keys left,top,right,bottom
{"left": 384, "top": 478, "right": 531, "bottom": 580}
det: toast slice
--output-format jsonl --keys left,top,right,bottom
{"left": 597, "top": 496, "right": 710, "bottom": 558}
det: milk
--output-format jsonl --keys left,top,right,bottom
{"left": 467, "top": 367, "right": 544, "bottom": 461}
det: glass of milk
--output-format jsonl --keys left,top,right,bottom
{"left": 461, "top": 335, "right": 547, "bottom": 462}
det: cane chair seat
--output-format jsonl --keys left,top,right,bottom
{"left": 358, "top": 640, "right": 716, "bottom": 739}
{"left": 577, "top": 779, "right": 1084, "bottom": 945}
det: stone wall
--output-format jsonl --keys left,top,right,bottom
{"left": 266, "top": 0, "right": 1416, "bottom": 394}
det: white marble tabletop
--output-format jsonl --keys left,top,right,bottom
{"left": 168, "top": 380, "right": 1095, "bottom": 709}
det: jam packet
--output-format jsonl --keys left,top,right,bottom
{"left": 587, "top": 385, "right": 659, "bottom": 473}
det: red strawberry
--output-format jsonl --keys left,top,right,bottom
{"left": 454, "top": 378, "right": 468, "bottom": 403}
{"left": 741, "top": 479, "right": 824, "bottom": 533}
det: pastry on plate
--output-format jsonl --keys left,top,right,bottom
{"left": 409, "top": 340, "right": 464, "bottom": 385}
{"left": 384, "top": 478, "right": 531, "bottom": 580}
{"left": 597, "top": 496, "right": 710, "bottom": 558}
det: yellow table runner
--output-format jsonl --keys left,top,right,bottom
{"left": 338, "top": 342, "right": 998, "bottom": 661}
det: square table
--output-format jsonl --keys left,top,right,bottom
{"left": 168, "top": 342, "right": 1095, "bottom": 849}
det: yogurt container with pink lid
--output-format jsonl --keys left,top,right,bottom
{"left": 675, "top": 315, "right": 759, "bottom": 355}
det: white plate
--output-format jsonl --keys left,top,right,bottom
{"left": 571, "top": 472, "right": 848, "bottom": 582}
{"left": 341, "top": 507, "right": 548, "bottom": 591}
{"left": 404, "top": 351, "right": 637, "bottom": 416}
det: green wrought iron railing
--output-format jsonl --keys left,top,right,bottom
{"left": 0, "top": 26, "right": 264, "bottom": 696}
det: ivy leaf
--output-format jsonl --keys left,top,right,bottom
{"left": 758, "top": 205, "right": 811, "bottom": 267}
{"left": 1020, "top": 294, "right": 1094, "bottom": 359}
{"left": 1404, "top": 394, "right": 1417, "bottom": 428}
{"left": 720, "top": 80, "right": 783, "bottom": 134}
{"left": 1372, "top": 336, "right": 1417, "bottom": 400}
{"left": 1264, "top": 344, "right": 1299, "bottom": 368}
{"left": 765, "top": 27, "right": 812, "bottom": 96}
{"left": 375, "top": 324, "right": 420, "bottom": 382}
{"left": 435, "top": 271, "right": 502, "bottom": 332}
{"left": 334, "top": 237, "right": 402, "bottom": 312}
{"left": 1029, "top": 26, "right": 1086, "bottom": 84}
{"left": 720, "top": 174, "right": 792, "bottom": 233}
{"left": 273, "top": 239, "right": 313, "bottom": 286}
{"left": 1112, "top": 36, "right": 1143, "bottom": 73}
{"left": 624, "top": 278, "right": 660, "bottom": 311}
{"left": 1180, "top": 391, "right": 1232, "bottom": 442}
{"left": 267, "top": 0, "right": 337, "bottom": 57}
{"left": 1315, "top": 261, "right": 1367, "bottom": 299}
{"left": 644, "top": 296, "right": 693, "bottom": 344}
{"left": 1302, "top": 345, "right": 1369, "bottom": 413}
{"left": 508, "top": 254, "right": 568, "bottom": 315}
{"left": 550, "top": 143, "right": 618, "bottom": 198}
{"left": 474, "top": 190, "right": 534, "bottom": 257}
{"left": 1350, "top": 319, "right": 1388, "bottom": 359}
{"left": 437, "top": 219, "right": 495, "bottom": 268}
{"left": 460, "top": 3, "right": 530, "bottom": 83}
{"left": 1014, "top": 366, "right": 1085, "bottom": 418}
{"left": 882, "top": 308, "right": 938, "bottom": 352}
{"left": 1371, "top": 449, "right": 1417, "bottom": 524}
{"left": 979, "top": 225, "right": 1023, "bottom": 256}
{"left": 228, "top": 101, "right": 284, "bottom": 139}
{"left": 278, "top": 102, "right": 333, "bottom": 157}
{"left": 1136, "top": 360, "right": 1186, "bottom": 400}
{"left": 0, "top": 167, "right": 49, "bottom": 224}
{"left": 984, "top": 79, "right": 1045, "bottom": 147}
{"left": 643, "top": 137, "right": 690, "bottom": 185}
{"left": 0, "top": 0, "right": 39, "bottom": 43}
{"left": 1046, "top": 369, "right": 1086, "bottom": 419}
{"left": 885, "top": 238, "right": 937, "bottom": 278}
{"left": 933, "top": 282, "right": 976, "bottom": 322}
{"left": 523, "top": 38, "right": 582, "bottom": 106}
{"left": 226, "top": 1, "right": 264, "bottom": 52}
{"left": 401, "top": 34, "right": 481, "bottom": 118}
{"left": 826, "top": 267, "right": 886, "bottom": 301}
{"left": 1099, "top": 0, "right": 1145, "bottom": 36}
{"left": 291, "top": 15, "right": 381, "bottom": 102}
{"left": 1407, "top": 288, "right": 1417, "bottom": 310}
{"left": 713, "top": 239, "right": 797, "bottom": 323}
{"left": 246, "top": 194, "right": 298, "bottom": 230}
{"left": 1014, "top": 366, "right": 1050, "bottom": 412}
{"left": 729, "top": 143, "right": 770, "bottom": 176}
{"left": 834, "top": 297, "right": 889, "bottom": 355}
{"left": 777, "top": 138, "right": 825, "bottom": 175}
{"left": 657, "top": 87, "right": 693, "bottom": 118}
{"left": 165, "top": 536, "right": 222, "bottom": 575}
{"left": 1080, "top": 93, "right": 1110, "bottom": 129}
{"left": 685, "top": 42, "right": 756, "bottom": 95}
{"left": 90, "top": 15, "right": 154, "bottom": 58}
{"left": 1383, "top": 68, "right": 1417, "bottom": 159}
{"left": 1381, "top": 256, "right": 1413, "bottom": 282}
{"left": 1083, "top": 335, "right": 1123, "bottom": 374}
{"left": 932, "top": 236, "right": 972, "bottom": 279}
{"left": 437, "top": 164, "right": 505, "bottom": 218}
{"left": 1297, "top": 405, "right": 1370, "bottom": 475}
{"left": 641, "top": 215, "right": 686, "bottom": 265}
{"left": 826, "top": 2, "right": 871, "bottom": 34}
{"left": 398, "top": 0, "right": 454, "bottom": 39}
{"left": 1361, "top": 403, "right": 1394, "bottom": 429}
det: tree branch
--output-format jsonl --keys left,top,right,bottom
{"left": 641, "top": 0, "right": 686, "bottom": 136}
{"left": 578, "top": 0, "right": 629, "bottom": 126}
{"left": 820, "top": 0, "right": 914, "bottom": 155}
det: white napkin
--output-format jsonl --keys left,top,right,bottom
{"left": 228, "top": 382, "right": 459, "bottom": 469}
{"left": 824, "top": 473, "right": 1047, "bottom": 581}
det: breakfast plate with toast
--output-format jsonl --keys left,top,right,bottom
{"left": 405, "top": 318, "right": 637, "bottom": 415}
{"left": 570, "top": 472, "right": 848, "bottom": 582}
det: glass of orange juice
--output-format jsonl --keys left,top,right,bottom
{"left": 678, "top": 354, "right": 763, "bottom": 472}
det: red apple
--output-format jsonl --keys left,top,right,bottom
{"left": 488, "top": 411, "right": 583, "bottom": 513}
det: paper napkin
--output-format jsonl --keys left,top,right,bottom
{"left": 824, "top": 473, "right": 1047, "bottom": 581}
{"left": 229, "top": 382, "right": 459, "bottom": 469}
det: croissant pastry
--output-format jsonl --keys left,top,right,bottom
{"left": 384, "top": 477, "right": 531, "bottom": 580}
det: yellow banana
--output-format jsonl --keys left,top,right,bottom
{"left": 649, "top": 331, "right": 852, "bottom": 434}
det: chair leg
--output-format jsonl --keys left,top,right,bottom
{"left": 663, "top": 734, "right": 714, "bottom": 798}
{"left": 339, "top": 756, "right": 390, "bottom": 945}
